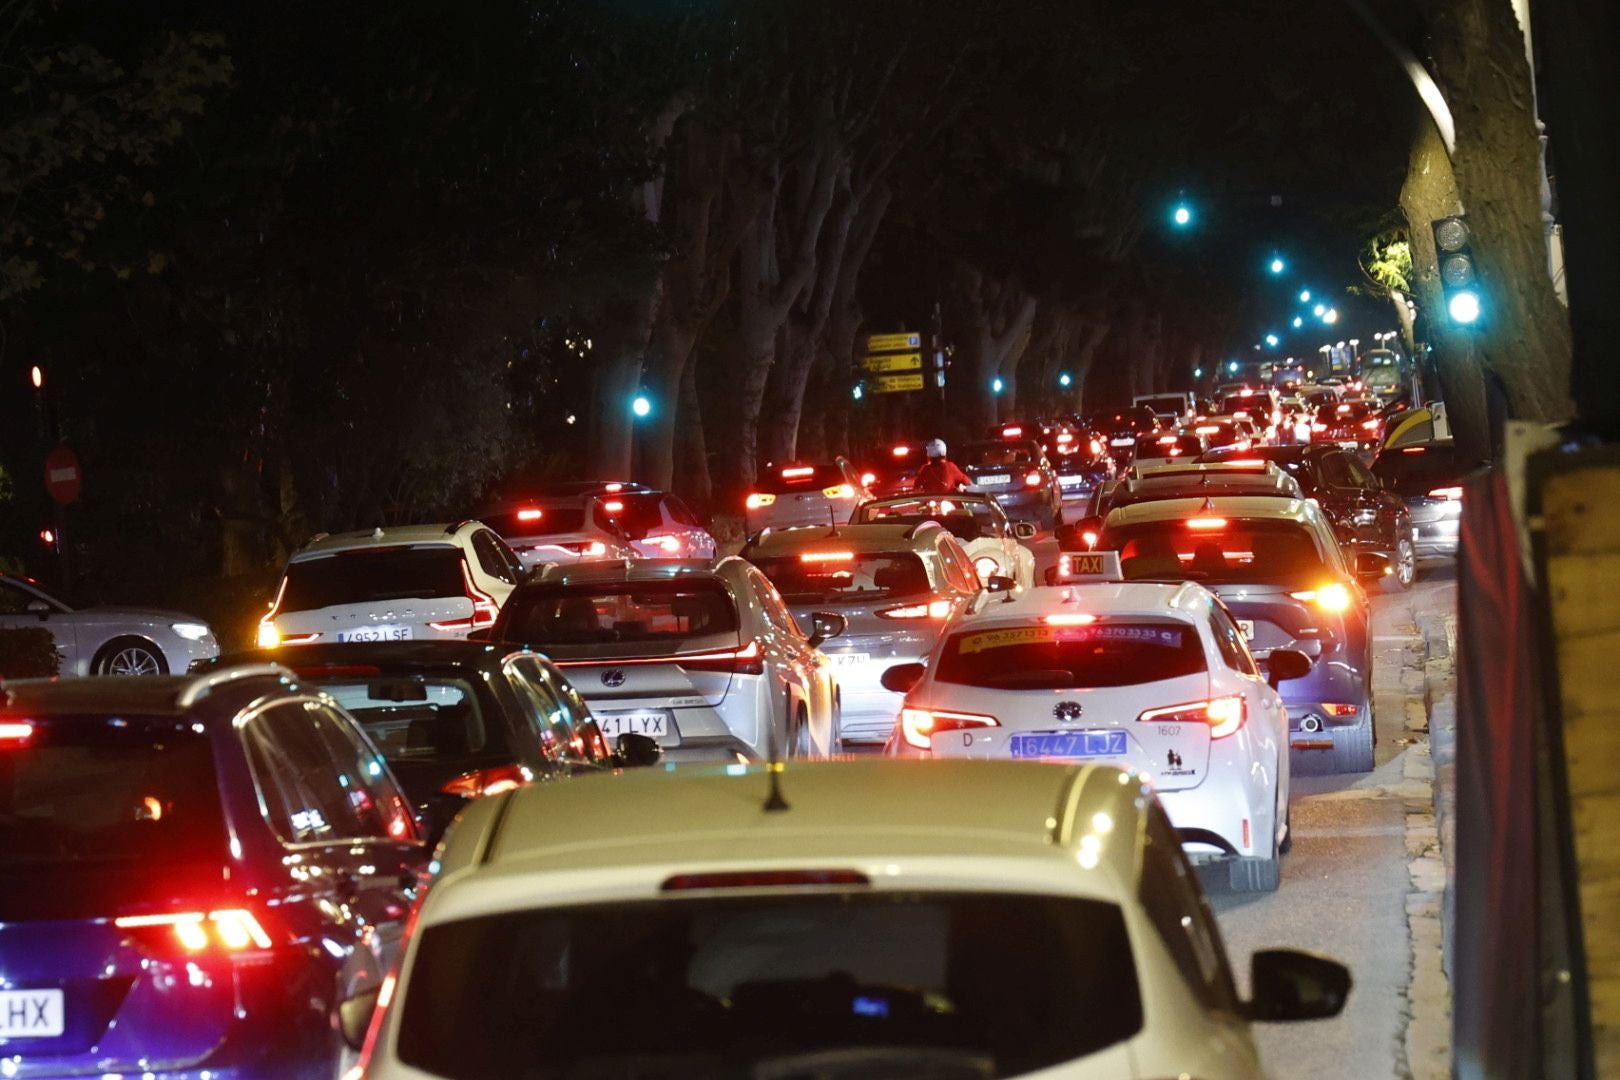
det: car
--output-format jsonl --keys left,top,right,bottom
{"left": 955, "top": 438, "right": 1065, "bottom": 530}
{"left": 855, "top": 441, "right": 926, "bottom": 496}
{"left": 1204, "top": 443, "right": 1418, "bottom": 588}
{"left": 852, "top": 492, "right": 1038, "bottom": 590}
{"left": 1092, "top": 407, "right": 1162, "bottom": 468}
{"left": 1190, "top": 416, "right": 1253, "bottom": 452}
{"left": 257, "top": 522, "right": 524, "bottom": 649}
{"left": 1213, "top": 386, "right": 1281, "bottom": 434}
{"left": 1049, "top": 428, "right": 1116, "bottom": 503}
{"left": 197, "top": 641, "right": 660, "bottom": 842}
{"left": 1370, "top": 439, "right": 1468, "bottom": 563}
{"left": 0, "top": 572, "right": 220, "bottom": 675}
{"left": 0, "top": 666, "right": 429, "bottom": 1077}
{"left": 744, "top": 458, "right": 872, "bottom": 534}
{"left": 1133, "top": 391, "right": 1197, "bottom": 424}
{"left": 1072, "top": 461, "right": 1306, "bottom": 533}
{"left": 598, "top": 489, "right": 717, "bottom": 559}
{"left": 741, "top": 522, "right": 993, "bottom": 746}
{"left": 1310, "top": 399, "right": 1384, "bottom": 451}
{"left": 1132, "top": 430, "right": 1209, "bottom": 464}
{"left": 882, "top": 552, "right": 1309, "bottom": 892}
{"left": 346, "top": 758, "right": 1351, "bottom": 1080}
{"left": 478, "top": 495, "right": 639, "bottom": 569}
{"left": 1092, "top": 495, "right": 1387, "bottom": 773}
{"left": 488, "top": 557, "right": 843, "bottom": 761}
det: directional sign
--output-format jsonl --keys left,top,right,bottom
{"left": 866, "top": 331, "right": 921, "bottom": 353}
{"left": 44, "top": 444, "right": 81, "bottom": 506}
{"left": 861, "top": 352, "right": 922, "bottom": 374}
{"left": 870, "top": 373, "right": 925, "bottom": 394}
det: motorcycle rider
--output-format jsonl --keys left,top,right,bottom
{"left": 912, "top": 439, "right": 971, "bottom": 493}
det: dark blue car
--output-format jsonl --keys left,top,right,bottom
{"left": 0, "top": 665, "right": 430, "bottom": 1078}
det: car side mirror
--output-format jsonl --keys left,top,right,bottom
{"left": 985, "top": 574, "right": 1017, "bottom": 593}
{"left": 614, "top": 731, "right": 663, "bottom": 768}
{"left": 25, "top": 599, "right": 51, "bottom": 619}
{"left": 338, "top": 984, "right": 383, "bottom": 1050}
{"left": 1245, "top": 948, "right": 1352, "bottom": 1023}
{"left": 807, "top": 611, "right": 847, "bottom": 648}
{"left": 1265, "top": 647, "right": 1313, "bottom": 688}
{"left": 880, "top": 662, "right": 926, "bottom": 694}
{"left": 1354, "top": 551, "right": 1393, "bottom": 580}
{"left": 1013, "top": 521, "right": 1037, "bottom": 540}
{"left": 1055, "top": 517, "right": 1103, "bottom": 552}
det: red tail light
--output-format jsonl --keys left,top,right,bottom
{"left": 556, "top": 641, "right": 764, "bottom": 676}
{"left": 1024, "top": 471, "right": 1043, "bottom": 487}
{"left": 1138, "top": 696, "right": 1247, "bottom": 738}
{"left": 1321, "top": 703, "right": 1360, "bottom": 717}
{"left": 879, "top": 599, "right": 952, "bottom": 619}
{"left": 116, "top": 908, "right": 277, "bottom": 958}
{"left": 900, "top": 707, "right": 998, "bottom": 749}
{"left": 427, "top": 561, "right": 500, "bottom": 632}
{"left": 1428, "top": 486, "right": 1463, "bottom": 500}
{"left": 0, "top": 720, "right": 34, "bottom": 745}
{"left": 516, "top": 507, "right": 544, "bottom": 522}
{"left": 440, "top": 763, "right": 530, "bottom": 798}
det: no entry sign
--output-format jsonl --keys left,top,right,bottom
{"left": 44, "top": 444, "right": 82, "bottom": 505}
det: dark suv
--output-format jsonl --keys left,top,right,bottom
{"left": 0, "top": 666, "right": 429, "bottom": 1077}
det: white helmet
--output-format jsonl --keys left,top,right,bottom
{"left": 925, "top": 438, "right": 947, "bottom": 459}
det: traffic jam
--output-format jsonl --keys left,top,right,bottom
{"left": 0, "top": 377, "right": 1462, "bottom": 1079}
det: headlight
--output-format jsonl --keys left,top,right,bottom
{"left": 171, "top": 622, "right": 212, "bottom": 642}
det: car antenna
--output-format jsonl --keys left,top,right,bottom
{"left": 827, "top": 504, "right": 839, "bottom": 537}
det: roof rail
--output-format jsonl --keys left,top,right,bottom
{"left": 176, "top": 663, "right": 295, "bottom": 708}
{"left": 444, "top": 519, "right": 477, "bottom": 535}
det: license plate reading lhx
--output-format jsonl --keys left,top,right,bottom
{"left": 0, "top": 989, "right": 65, "bottom": 1037}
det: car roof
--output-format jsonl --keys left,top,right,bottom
{"left": 743, "top": 522, "right": 936, "bottom": 557}
{"left": 1104, "top": 494, "right": 1315, "bottom": 526}
{"left": 532, "top": 557, "right": 728, "bottom": 586}
{"left": 959, "top": 581, "right": 1206, "bottom": 626}
{"left": 440, "top": 760, "right": 1147, "bottom": 890}
{"left": 0, "top": 666, "right": 294, "bottom": 718}
{"left": 292, "top": 524, "right": 471, "bottom": 559}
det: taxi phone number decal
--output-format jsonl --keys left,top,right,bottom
{"left": 956, "top": 625, "right": 1183, "bottom": 655}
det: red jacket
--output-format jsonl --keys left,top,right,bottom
{"left": 913, "top": 458, "right": 971, "bottom": 493}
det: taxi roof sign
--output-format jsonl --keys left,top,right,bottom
{"left": 1054, "top": 550, "right": 1123, "bottom": 582}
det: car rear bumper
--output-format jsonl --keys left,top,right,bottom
{"left": 1160, "top": 780, "right": 1271, "bottom": 859}
{"left": 1286, "top": 700, "right": 1370, "bottom": 751}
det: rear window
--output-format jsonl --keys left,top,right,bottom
{"left": 1364, "top": 366, "right": 1401, "bottom": 387}
{"left": 1316, "top": 402, "right": 1375, "bottom": 423}
{"left": 1134, "top": 436, "right": 1202, "bottom": 461}
{"left": 484, "top": 506, "right": 588, "bottom": 536}
{"left": 1101, "top": 519, "right": 1333, "bottom": 586}
{"left": 751, "top": 551, "right": 933, "bottom": 604}
{"left": 936, "top": 620, "right": 1204, "bottom": 689}
{"left": 1215, "top": 393, "right": 1266, "bottom": 414}
{"left": 1137, "top": 395, "right": 1187, "bottom": 415}
{"left": 314, "top": 677, "right": 509, "bottom": 785}
{"left": 759, "top": 464, "right": 846, "bottom": 493}
{"left": 856, "top": 498, "right": 1003, "bottom": 540}
{"left": 498, "top": 581, "right": 738, "bottom": 647}
{"left": 1371, "top": 444, "right": 1461, "bottom": 496}
{"left": 281, "top": 546, "right": 465, "bottom": 612}
{"left": 959, "top": 441, "right": 1035, "bottom": 468}
{"left": 396, "top": 892, "right": 1141, "bottom": 1079}
{"left": 0, "top": 716, "right": 222, "bottom": 868}
{"left": 603, "top": 493, "right": 666, "bottom": 539}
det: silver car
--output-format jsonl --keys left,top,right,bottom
{"left": 489, "top": 558, "right": 843, "bottom": 761}
{"left": 0, "top": 572, "right": 219, "bottom": 675}
{"left": 480, "top": 496, "right": 638, "bottom": 570}
{"left": 744, "top": 458, "right": 872, "bottom": 535}
{"left": 742, "top": 523, "right": 992, "bottom": 746}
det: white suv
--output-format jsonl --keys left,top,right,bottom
{"left": 258, "top": 522, "right": 525, "bottom": 648}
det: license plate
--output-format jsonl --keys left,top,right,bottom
{"left": 1009, "top": 729, "right": 1127, "bottom": 759}
{"left": 598, "top": 710, "right": 672, "bottom": 739}
{"left": 1339, "top": 441, "right": 1360, "bottom": 449}
{"left": 1237, "top": 620, "right": 1255, "bottom": 639}
{"left": 0, "top": 989, "right": 64, "bottom": 1037}
{"left": 336, "top": 625, "right": 412, "bottom": 643}
{"left": 1110, "top": 437, "right": 1135, "bottom": 446}
{"left": 977, "top": 474, "right": 1011, "bottom": 486}
{"left": 1060, "top": 475, "right": 1083, "bottom": 484}
{"left": 826, "top": 652, "right": 871, "bottom": 668}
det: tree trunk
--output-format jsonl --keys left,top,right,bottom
{"left": 675, "top": 358, "right": 712, "bottom": 513}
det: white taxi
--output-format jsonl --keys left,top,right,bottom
{"left": 347, "top": 760, "right": 1350, "bottom": 1079}
{"left": 882, "top": 552, "right": 1313, "bottom": 892}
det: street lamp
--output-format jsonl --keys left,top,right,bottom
{"left": 1323, "top": 308, "right": 1340, "bottom": 325}
{"left": 1193, "top": 367, "right": 1203, "bottom": 378}
{"left": 1227, "top": 360, "right": 1240, "bottom": 374}
{"left": 1292, "top": 316, "right": 1304, "bottom": 329}
{"left": 631, "top": 393, "right": 652, "bottom": 418}
{"left": 1171, "top": 202, "right": 1193, "bottom": 227}
{"left": 1264, "top": 333, "right": 1280, "bottom": 348}
{"left": 991, "top": 376, "right": 1005, "bottom": 394}
{"left": 1058, "top": 372, "right": 1072, "bottom": 388}
{"left": 1312, "top": 303, "right": 1326, "bottom": 317}
{"left": 1268, "top": 256, "right": 1286, "bottom": 275}
{"left": 851, "top": 384, "right": 864, "bottom": 401}
{"left": 1298, "top": 289, "right": 1311, "bottom": 304}
{"left": 30, "top": 365, "right": 43, "bottom": 390}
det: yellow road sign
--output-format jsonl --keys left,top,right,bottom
{"left": 862, "top": 352, "right": 922, "bottom": 373}
{"left": 870, "top": 372, "right": 925, "bottom": 394}
{"left": 867, "top": 331, "right": 921, "bottom": 353}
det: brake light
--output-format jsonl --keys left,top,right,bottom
{"left": 900, "top": 707, "right": 998, "bottom": 749}
{"left": 428, "top": 561, "right": 500, "bottom": 631}
{"left": 116, "top": 909, "right": 275, "bottom": 955}
{"left": 1168, "top": 448, "right": 1183, "bottom": 457}
{"left": 892, "top": 445, "right": 911, "bottom": 458}
{"left": 801, "top": 550, "right": 855, "bottom": 563}
{"left": 879, "top": 599, "right": 953, "bottom": 619}
{"left": 1042, "top": 613, "right": 1096, "bottom": 626}
{"left": 1226, "top": 458, "right": 1265, "bottom": 466}
{"left": 1311, "top": 422, "right": 1327, "bottom": 432}
{"left": 647, "top": 534, "right": 683, "bottom": 553}
{"left": 440, "top": 763, "right": 530, "bottom": 798}
{"left": 604, "top": 482, "right": 625, "bottom": 493}
{"left": 1321, "top": 703, "right": 1360, "bottom": 717}
{"left": 1057, "top": 432, "right": 1074, "bottom": 444}
{"left": 1195, "top": 425, "right": 1219, "bottom": 435}
{"left": 662, "top": 869, "right": 870, "bottom": 891}
{"left": 1232, "top": 410, "right": 1250, "bottom": 420}
{"left": 1158, "top": 435, "right": 1178, "bottom": 445}
{"left": 1089, "top": 439, "right": 1103, "bottom": 455}
{"left": 1186, "top": 517, "right": 1228, "bottom": 530}
{"left": 860, "top": 471, "right": 876, "bottom": 486}
{"left": 745, "top": 492, "right": 775, "bottom": 510}
{"left": 1337, "top": 403, "right": 1352, "bottom": 413}
{"left": 516, "top": 507, "right": 544, "bottom": 522}
{"left": 1402, "top": 446, "right": 1427, "bottom": 454}
{"left": 1290, "top": 582, "right": 1353, "bottom": 612}
{"left": 0, "top": 721, "right": 34, "bottom": 744}
{"left": 1428, "top": 486, "right": 1463, "bottom": 500}
{"left": 1138, "top": 695, "right": 1247, "bottom": 738}
{"left": 1362, "top": 419, "right": 1380, "bottom": 431}
{"left": 1002, "top": 426, "right": 1023, "bottom": 438}
{"left": 602, "top": 500, "right": 624, "bottom": 513}
{"left": 823, "top": 483, "right": 856, "bottom": 498}
{"left": 1024, "top": 471, "right": 1042, "bottom": 487}
{"left": 782, "top": 466, "right": 815, "bottom": 479}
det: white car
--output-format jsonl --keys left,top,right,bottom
{"left": 0, "top": 572, "right": 219, "bottom": 675}
{"left": 851, "top": 493, "right": 1038, "bottom": 591}
{"left": 258, "top": 522, "right": 523, "bottom": 648}
{"left": 599, "top": 489, "right": 718, "bottom": 559}
{"left": 882, "top": 552, "right": 1313, "bottom": 892}
{"left": 347, "top": 759, "right": 1350, "bottom": 1079}
{"left": 479, "top": 495, "right": 638, "bottom": 569}
{"left": 489, "top": 557, "right": 843, "bottom": 761}
{"left": 744, "top": 458, "right": 871, "bottom": 534}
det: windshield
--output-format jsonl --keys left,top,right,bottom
{"left": 281, "top": 547, "right": 466, "bottom": 611}
{"left": 1372, "top": 444, "right": 1462, "bottom": 496}
{"left": 498, "top": 581, "right": 738, "bottom": 647}
{"left": 856, "top": 498, "right": 1003, "bottom": 540}
{"left": 396, "top": 891, "right": 1141, "bottom": 1079}
{"left": 1101, "top": 519, "right": 1334, "bottom": 586}
{"left": 751, "top": 552, "right": 933, "bottom": 605}
{"left": 936, "top": 620, "right": 1205, "bottom": 690}
{"left": 959, "top": 442, "right": 1035, "bottom": 468}
{"left": 603, "top": 493, "right": 667, "bottom": 539}
{"left": 1134, "top": 435, "right": 1202, "bottom": 460}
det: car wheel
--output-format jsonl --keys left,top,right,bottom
{"left": 1331, "top": 715, "right": 1376, "bottom": 773}
{"left": 94, "top": 637, "right": 168, "bottom": 677}
{"left": 1394, "top": 535, "right": 1417, "bottom": 590}
{"left": 1278, "top": 798, "right": 1293, "bottom": 855}
{"left": 792, "top": 705, "right": 813, "bottom": 758}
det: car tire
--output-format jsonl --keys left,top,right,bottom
{"left": 1332, "top": 715, "right": 1376, "bottom": 773}
{"left": 1278, "top": 800, "right": 1293, "bottom": 855}
{"left": 93, "top": 637, "right": 169, "bottom": 676}
{"left": 792, "top": 705, "right": 813, "bottom": 759}
{"left": 1394, "top": 535, "right": 1417, "bottom": 590}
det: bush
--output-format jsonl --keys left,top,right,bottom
{"left": 0, "top": 627, "right": 61, "bottom": 678}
